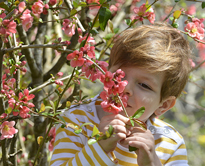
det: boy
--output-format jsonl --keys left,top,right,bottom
{"left": 50, "top": 22, "right": 191, "bottom": 166}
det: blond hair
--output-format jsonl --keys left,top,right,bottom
{"left": 109, "top": 22, "right": 192, "bottom": 101}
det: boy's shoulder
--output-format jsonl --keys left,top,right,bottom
{"left": 147, "top": 117, "right": 184, "bottom": 144}
{"left": 60, "top": 95, "right": 100, "bottom": 122}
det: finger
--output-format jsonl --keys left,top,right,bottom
{"left": 131, "top": 126, "right": 146, "bottom": 133}
{"left": 129, "top": 140, "right": 150, "bottom": 153}
{"left": 102, "top": 113, "right": 130, "bottom": 124}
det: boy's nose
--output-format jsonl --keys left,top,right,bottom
{"left": 123, "top": 82, "right": 133, "bottom": 96}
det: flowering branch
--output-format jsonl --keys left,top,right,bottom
{"left": 3, "top": 43, "right": 71, "bottom": 53}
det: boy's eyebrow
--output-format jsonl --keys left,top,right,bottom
{"left": 139, "top": 75, "right": 160, "bottom": 88}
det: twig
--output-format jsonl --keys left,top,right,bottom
{"left": 65, "top": 0, "right": 86, "bottom": 32}
{"left": 29, "top": 74, "right": 72, "bottom": 94}
{"left": 163, "top": 2, "right": 178, "bottom": 22}
{"left": 180, "top": 97, "right": 205, "bottom": 111}
{"left": 3, "top": 43, "right": 70, "bottom": 53}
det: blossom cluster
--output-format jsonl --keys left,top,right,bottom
{"left": 133, "top": 3, "right": 155, "bottom": 24}
{"left": 184, "top": 18, "right": 205, "bottom": 40}
{"left": 0, "top": 0, "right": 59, "bottom": 42}
{"left": 0, "top": 73, "right": 35, "bottom": 139}
{"left": 67, "top": 33, "right": 128, "bottom": 114}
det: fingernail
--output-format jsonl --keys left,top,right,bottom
{"left": 127, "top": 130, "right": 131, "bottom": 135}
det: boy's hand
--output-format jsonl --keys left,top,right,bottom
{"left": 98, "top": 114, "right": 131, "bottom": 154}
{"left": 120, "top": 127, "right": 162, "bottom": 166}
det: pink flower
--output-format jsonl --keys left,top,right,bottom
{"left": 82, "top": 60, "right": 108, "bottom": 82}
{"left": 78, "top": 34, "right": 96, "bottom": 45}
{"left": 18, "top": 1, "right": 26, "bottom": 13}
{"left": 8, "top": 98, "right": 16, "bottom": 109}
{"left": 185, "top": 4, "right": 196, "bottom": 15}
{"left": 67, "top": 50, "right": 85, "bottom": 67}
{"left": 62, "top": 19, "right": 76, "bottom": 37}
{"left": 49, "top": 0, "right": 57, "bottom": 6}
{"left": 55, "top": 80, "right": 63, "bottom": 86}
{"left": 100, "top": 71, "right": 115, "bottom": 88}
{"left": 147, "top": 12, "right": 155, "bottom": 24}
{"left": 108, "top": 80, "right": 128, "bottom": 95}
{"left": 133, "top": 3, "right": 155, "bottom": 24}
{"left": 19, "top": 89, "right": 35, "bottom": 103}
{"left": 192, "top": 18, "right": 204, "bottom": 28}
{"left": 184, "top": 22, "right": 204, "bottom": 40}
{"left": 56, "top": 72, "right": 63, "bottom": 78}
{"left": 113, "top": 69, "right": 125, "bottom": 81}
{"left": 101, "top": 101, "right": 122, "bottom": 114}
{"left": 31, "top": 0, "right": 44, "bottom": 15}
{"left": 19, "top": 106, "right": 30, "bottom": 119}
{"left": 3, "top": 20, "right": 17, "bottom": 33}
{"left": 20, "top": 9, "right": 33, "bottom": 31}
{"left": 0, "top": 13, "right": 6, "bottom": 19}
{"left": 0, "top": 113, "right": 7, "bottom": 119}
{"left": 78, "top": 28, "right": 82, "bottom": 35}
{"left": 48, "top": 127, "right": 56, "bottom": 151}
{"left": 100, "top": 91, "right": 128, "bottom": 114}
{"left": 189, "top": 59, "right": 195, "bottom": 68}
{"left": 110, "top": 5, "right": 118, "bottom": 13}
{"left": 0, "top": 121, "right": 18, "bottom": 140}
{"left": 80, "top": 45, "right": 95, "bottom": 58}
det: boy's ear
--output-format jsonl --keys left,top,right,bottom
{"left": 154, "top": 96, "right": 176, "bottom": 116}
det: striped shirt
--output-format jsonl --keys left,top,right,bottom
{"left": 50, "top": 95, "right": 189, "bottom": 166}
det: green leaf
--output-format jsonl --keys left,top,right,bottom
{"left": 173, "top": 10, "right": 181, "bottom": 19}
{"left": 132, "top": 107, "right": 145, "bottom": 119}
{"left": 91, "top": 125, "right": 100, "bottom": 137}
{"left": 79, "top": 2, "right": 87, "bottom": 7}
{"left": 80, "top": 122, "right": 93, "bottom": 128}
{"left": 0, "top": 2, "right": 10, "bottom": 11}
{"left": 88, "top": 139, "right": 97, "bottom": 145}
{"left": 172, "top": 23, "right": 179, "bottom": 28}
{"left": 99, "top": 7, "right": 112, "bottom": 31}
{"left": 125, "top": 19, "right": 131, "bottom": 26}
{"left": 45, "top": 106, "right": 53, "bottom": 110}
{"left": 90, "top": 29, "right": 99, "bottom": 35}
{"left": 70, "top": 9, "right": 77, "bottom": 16}
{"left": 130, "top": 118, "right": 134, "bottom": 127}
{"left": 104, "top": 33, "right": 115, "bottom": 40}
{"left": 129, "top": 146, "right": 138, "bottom": 152}
{"left": 99, "top": 0, "right": 106, "bottom": 4}
{"left": 39, "top": 18, "right": 43, "bottom": 23}
{"left": 108, "top": 125, "right": 114, "bottom": 135}
{"left": 61, "top": 124, "right": 66, "bottom": 128}
{"left": 108, "top": 20, "right": 114, "bottom": 33}
{"left": 202, "top": 2, "right": 205, "bottom": 9}
{"left": 133, "top": 119, "right": 147, "bottom": 130}
{"left": 73, "top": 0, "right": 79, "bottom": 8}
{"left": 57, "top": 116, "right": 66, "bottom": 124}
{"left": 74, "top": 129, "right": 82, "bottom": 134}
{"left": 175, "top": 0, "right": 180, "bottom": 2}
{"left": 39, "top": 103, "right": 45, "bottom": 113}
{"left": 10, "top": 66, "right": 16, "bottom": 75}
{"left": 9, "top": 59, "right": 15, "bottom": 65}
{"left": 79, "top": 40, "right": 86, "bottom": 48}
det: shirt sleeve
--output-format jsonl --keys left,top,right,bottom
{"left": 49, "top": 111, "right": 116, "bottom": 166}
{"left": 163, "top": 139, "right": 189, "bottom": 166}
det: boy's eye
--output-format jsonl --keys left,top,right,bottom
{"left": 139, "top": 83, "right": 152, "bottom": 90}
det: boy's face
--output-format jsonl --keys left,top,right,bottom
{"left": 110, "top": 65, "right": 165, "bottom": 122}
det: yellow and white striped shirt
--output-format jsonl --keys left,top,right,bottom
{"left": 50, "top": 95, "right": 188, "bottom": 166}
